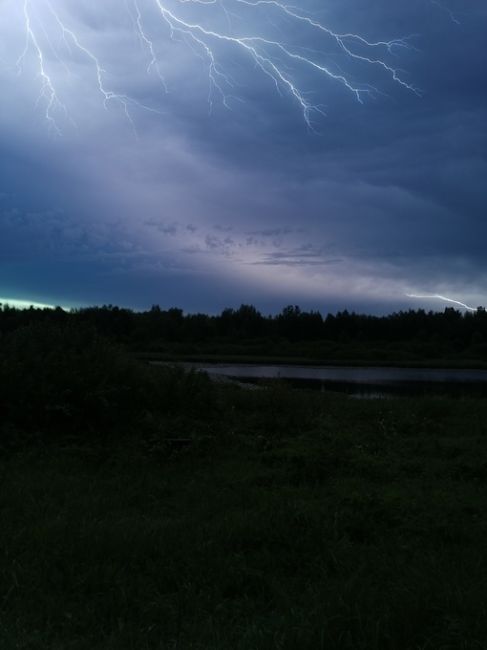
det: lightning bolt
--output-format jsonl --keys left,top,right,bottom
{"left": 431, "top": 1, "right": 461, "bottom": 25}
{"left": 44, "top": 0, "right": 144, "bottom": 132}
{"left": 131, "top": 0, "right": 168, "bottom": 92}
{"left": 16, "top": 0, "right": 66, "bottom": 135}
{"left": 9, "top": 0, "right": 420, "bottom": 132}
{"left": 407, "top": 294, "right": 477, "bottom": 312}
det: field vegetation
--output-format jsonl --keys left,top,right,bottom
{"left": 1, "top": 317, "right": 487, "bottom": 648}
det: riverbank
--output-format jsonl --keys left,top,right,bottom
{"left": 151, "top": 360, "right": 487, "bottom": 398}
{"left": 2, "top": 382, "right": 487, "bottom": 649}
{"left": 137, "top": 350, "right": 487, "bottom": 370}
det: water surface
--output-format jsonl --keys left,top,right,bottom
{"left": 190, "top": 363, "right": 487, "bottom": 397}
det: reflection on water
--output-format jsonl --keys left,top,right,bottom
{"left": 192, "top": 364, "right": 487, "bottom": 398}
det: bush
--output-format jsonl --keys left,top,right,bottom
{"left": 0, "top": 322, "right": 215, "bottom": 439}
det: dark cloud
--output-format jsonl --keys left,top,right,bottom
{"left": 0, "top": 0, "right": 485, "bottom": 312}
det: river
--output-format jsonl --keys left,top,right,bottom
{"left": 185, "top": 363, "right": 487, "bottom": 398}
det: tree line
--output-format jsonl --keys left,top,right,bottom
{"left": 1, "top": 303, "right": 487, "bottom": 355}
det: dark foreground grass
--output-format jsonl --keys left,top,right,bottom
{"left": 2, "top": 385, "right": 487, "bottom": 649}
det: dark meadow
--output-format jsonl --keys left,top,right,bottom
{"left": 2, "top": 302, "right": 487, "bottom": 648}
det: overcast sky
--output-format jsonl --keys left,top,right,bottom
{"left": 0, "top": 0, "right": 486, "bottom": 313}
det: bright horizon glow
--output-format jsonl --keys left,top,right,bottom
{"left": 0, "top": 296, "right": 66, "bottom": 310}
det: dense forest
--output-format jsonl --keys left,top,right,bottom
{"left": 1, "top": 302, "right": 487, "bottom": 365}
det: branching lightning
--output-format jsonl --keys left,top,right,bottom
{"left": 6, "top": 0, "right": 420, "bottom": 133}
{"left": 407, "top": 294, "right": 477, "bottom": 312}
{"left": 131, "top": 0, "right": 168, "bottom": 91}
{"left": 16, "top": 0, "right": 66, "bottom": 135}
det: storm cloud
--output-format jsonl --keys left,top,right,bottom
{"left": 0, "top": 0, "right": 485, "bottom": 313}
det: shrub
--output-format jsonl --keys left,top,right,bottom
{"left": 0, "top": 322, "right": 215, "bottom": 439}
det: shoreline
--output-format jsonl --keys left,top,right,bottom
{"left": 139, "top": 352, "right": 487, "bottom": 371}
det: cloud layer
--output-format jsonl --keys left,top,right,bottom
{"left": 0, "top": 0, "right": 486, "bottom": 312}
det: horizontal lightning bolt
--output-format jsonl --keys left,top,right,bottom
{"left": 407, "top": 293, "right": 478, "bottom": 312}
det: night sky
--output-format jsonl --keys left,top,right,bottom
{"left": 0, "top": 0, "right": 486, "bottom": 314}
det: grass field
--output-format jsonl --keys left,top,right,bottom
{"left": 2, "top": 380, "right": 487, "bottom": 649}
